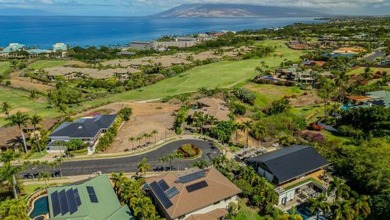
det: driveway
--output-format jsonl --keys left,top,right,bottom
{"left": 23, "top": 139, "right": 220, "bottom": 177}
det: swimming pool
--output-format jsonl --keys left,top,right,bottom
{"left": 29, "top": 196, "right": 48, "bottom": 219}
{"left": 289, "top": 203, "right": 313, "bottom": 220}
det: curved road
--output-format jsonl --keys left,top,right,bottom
{"left": 55, "top": 139, "right": 219, "bottom": 176}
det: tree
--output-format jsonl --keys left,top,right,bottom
{"left": 308, "top": 193, "right": 330, "bottom": 220}
{"left": 328, "top": 177, "right": 351, "bottom": 201}
{"left": 38, "top": 171, "right": 51, "bottom": 188}
{"left": 242, "top": 120, "right": 253, "bottom": 147}
{"left": 137, "top": 157, "right": 151, "bottom": 176}
{"left": 6, "top": 112, "right": 30, "bottom": 153}
{"left": 317, "top": 77, "right": 334, "bottom": 117}
{"left": 136, "top": 135, "right": 142, "bottom": 147}
{"left": 151, "top": 130, "right": 158, "bottom": 145}
{"left": 192, "top": 159, "right": 209, "bottom": 169}
{"left": 0, "top": 151, "right": 22, "bottom": 200}
{"left": 29, "top": 90, "right": 39, "bottom": 114}
{"left": 0, "top": 198, "right": 28, "bottom": 220}
{"left": 118, "top": 107, "right": 132, "bottom": 121}
{"left": 1, "top": 101, "right": 12, "bottom": 118}
{"left": 351, "top": 194, "right": 370, "bottom": 219}
{"left": 30, "top": 114, "right": 43, "bottom": 153}
{"left": 130, "top": 196, "right": 158, "bottom": 219}
{"left": 111, "top": 172, "right": 127, "bottom": 195}
{"left": 330, "top": 200, "right": 354, "bottom": 220}
{"left": 128, "top": 137, "right": 135, "bottom": 149}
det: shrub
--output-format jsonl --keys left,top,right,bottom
{"left": 118, "top": 107, "right": 133, "bottom": 121}
{"left": 177, "top": 144, "right": 201, "bottom": 158}
{"left": 310, "top": 123, "right": 323, "bottom": 131}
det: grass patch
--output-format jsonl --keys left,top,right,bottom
{"left": 256, "top": 40, "right": 304, "bottom": 63}
{"left": 23, "top": 182, "right": 67, "bottom": 196}
{"left": 347, "top": 66, "right": 390, "bottom": 75}
{"left": 284, "top": 177, "right": 323, "bottom": 190}
{"left": 322, "top": 130, "right": 351, "bottom": 143}
{"left": 0, "top": 61, "right": 11, "bottom": 77}
{"left": 28, "top": 60, "right": 67, "bottom": 70}
{"left": 245, "top": 83, "right": 302, "bottom": 108}
{"left": 233, "top": 199, "right": 265, "bottom": 220}
{"left": 0, "top": 87, "right": 60, "bottom": 126}
{"left": 291, "top": 104, "right": 324, "bottom": 123}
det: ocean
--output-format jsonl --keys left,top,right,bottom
{"left": 0, "top": 16, "right": 324, "bottom": 48}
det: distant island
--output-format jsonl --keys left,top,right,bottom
{"left": 154, "top": 3, "right": 324, "bottom": 18}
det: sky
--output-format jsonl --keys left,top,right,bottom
{"left": 0, "top": 0, "right": 389, "bottom": 16}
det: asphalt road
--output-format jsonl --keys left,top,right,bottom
{"left": 23, "top": 139, "right": 220, "bottom": 177}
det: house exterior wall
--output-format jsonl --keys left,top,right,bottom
{"left": 174, "top": 195, "right": 238, "bottom": 220}
{"left": 278, "top": 189, "right": 295, "bottom": 205}
{"left": 257, "top": 167, "right": 274, "bottom": 183}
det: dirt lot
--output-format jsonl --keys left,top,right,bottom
{"left": 44, "top": 67, "right": 140, "bottom": 79}
{"left": 9, "top": 71, "right": 55, "bottom": 92}
{"left": 78, "top": 102, "right": 180, "bottom": 153}
{"left": 290, "top": 92, "right": 323, "bottom": 107}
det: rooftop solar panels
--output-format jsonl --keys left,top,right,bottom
{"left": 86, "top": 186, "right": 99, "bottom": 203}
{"left": 150, "top": 181, "right": 173, "bottom": 209}
{"left": 165, "top": 186, "right": 179, "bottom": 199}
{"left": 176, "top": 170, "right": 206, "bottom": 183}
{"left": 158, "top": 179, "right": 169, "bottom": 191}
{"left": 186, "top": 180, "right": 208, "bottom": 193}
{"left": 50, "top": 188, "right": 82, "bottom": 217}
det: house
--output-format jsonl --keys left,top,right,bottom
{"left": 188, "top": 97, "right": 230, "bottom": 122}
{"left": 52, "top": 43, "right": 68, "bottom": 57}
{"left": 130, "top": 41, "right": 152, "bottom": 50}
{"left": 47, "top": 115, "right": 118, "bottom": 152}
{"left": 146, "top": 168, "right": 241, "bottom": 220}
{"left": 302, "top": 60, "right": 326, "bottom": 67}
{"left": 366, "top": 90, "right": 390, "bottom": 108}
{"left": 247, "top": 145, "right": 330, "bottom": 209}
{"left": 0, "top": 43, "right": 25, "bottom": 57}
{"left": 46, "top": 174, "right": 134, "bottom": 219}
{"left": 342, "top": 90, "right": 390, "bottom": 110}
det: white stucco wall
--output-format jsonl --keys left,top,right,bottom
{"left": 278, "top": 189, "right": 295, "bottom": 205}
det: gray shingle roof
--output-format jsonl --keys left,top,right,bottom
{"left": 248, "top": 145, "right": 329, "bottom": 184}
{"left": 50, "top": 115, "right": 117, "bottom": 138}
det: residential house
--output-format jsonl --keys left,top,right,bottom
{"left": 247, "top": 145, "right": 330, "bottom": 210}
{"left": 47, "top": 115, "right": 118, "bottom": 152}
{"left": 302, "top": 59, "right": 326, "bottom": 68}
{"left": 343, "top": 90, "right": 390, "bottom": 110}
{"left": 146, "top": 168, "right": 241, "bottom": 220}
{"left": 366, "top": 90, "right": 390, "bottom": 108}
{"left": 52, "top": 43, "right": 68, "bottom": 57}
{"left": 46, "top": 174, "right": 134, "bottom": 219}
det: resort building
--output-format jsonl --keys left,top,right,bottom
{"left": 145, "top": 167, "right": 241, "bottom": 220}
{"left": 247, "top": 145, "right": 330, "bottom": 210}
{"left": 0, "top": 43, "right": 25, "bottom": 57}
{"left": 47, "top": 114, "right": 118, "bottom": 152}
{"left": 41, "top": 174, "right": 133, "bottom": 219}
{"left": 130, "top": 41, "right": 153, "bottom": 50}
{"left": 53, "top": 43, "right": 68, "bottom": 52}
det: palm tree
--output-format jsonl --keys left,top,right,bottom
{"left": 38, "top": 171, "right": 51, "bottom": 188}
{"left": 151, "top": 130, "right": 158, "bottom": 145}
{"left": 54, "top": 157, "right": 63, "bottom": 178}
{"left": 289, "top": 206, "right": 304, "bottom": 220}
{"left": 331, "top": 200, "right": 354, "bottom": 220}
{"left": 136, "top": 136, "right": 142, "bottom": 147}
{"left": 6, "top": 112, "right": 30, "bottom": 153}
{"left": 351, "top": 195, "right": 371, "bottom": 219}
{"left": 328, "top": 177, "right": 351, "bottom": 200}
{"left": 0, "top": 163, "right": 20, "bottom": 199}
{"left": 308, "top": 193, "right": 330, "bottom": 220}
{"left": 111, "top": 172, "right": 127, "bottom": 195}
{"left": 128, "top": 137, "right": 135, "bottom": 149}
{"left": 242, "top": 121, "right": 253, "bottom": 148}
{"left": 137, "top": 157, "right": 151, "bottom": 176}
{"left": 130, "top": 196, "right": 157, "bottom": 219}
{"left": 30, "top": 114, "right": 43, "bottom": 153}
{"left": 1, "top": 101, "right": 12, "bottom": 118}
{"left": 29, "top": 90, "right": 39, "bottom": 114}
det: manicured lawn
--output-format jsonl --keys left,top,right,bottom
{"left": 232, "top": 199, "right": 265, "bottom": 220}
{"left": 0, "top": 87, "right": 60, "bottom": 126}
{"left": 28, "top": 60, "right": 67, "bottom": 70}
{"left": 322, "top": 130, "right": 351, "bottom": 143}
{"left": 256, "top": 40, "right": 305, "bottom": 63}
{"left": 245, "top": 83, "right": 302, "bottom": 108}
{"left": 0, "top": 61, "right": 11, "bottom": 77}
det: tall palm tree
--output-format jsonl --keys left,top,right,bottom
{"left": 130, "top": 196, "right": 157, "bottom": 219}
{"left": 111, "top": 172, "right": 127, "bottom": 195}
{"left": 6, "top": 112, "right": 30, "bottom": 153}
{"left": 331, "top": 200, "right": 355, "bottom": 220}
{"left": 328, "top": 177, "right": 351, "bottom": 200}
{"left": 1, "top": 101, "right": 12, "bottom": 118}
{"left": 242, "top": 121, "right": 253, "bottom": 148}
{"left": 151, "top": 130, "right": 158, "bottom": 145}
{"left": 128, "top": 137, "right": 135, "bottom": 149}
{"left": 29, "top": 90, "right": 39, "bottom": 114}
{"left": 38, "top": 171, "right": 51, "bottom": 188}
{"left": 308, "top": 193, "right": 330, "bottom": 220}
{"left": 137, "top": 157, "right": 151, "bottom": 176}
{"left": 30, "top": 114, "right": 43, "bottom": 153}
{"left": 136, "top": 136, "right": 142, "bottom": 147}
{"left": 0, "top": 151, "right": 21, "bottom": 199}
{"left": 351, "top": 195, "right": 371, "bottom": 219}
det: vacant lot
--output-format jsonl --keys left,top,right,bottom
{"left": 0, "top": 62, "right": 11, "bottom": 77}
{"left": 347, "top": 66, "right": 390, "bottom": 75}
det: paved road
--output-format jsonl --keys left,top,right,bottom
{"left": 23, "top": 139, "right": 220, "bottom": 177}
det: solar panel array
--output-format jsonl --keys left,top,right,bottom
{"left": 86, "top": 186, "right": 98, "bottom": 203}
{"left": 150, "top": 181, "right": 173, "bottom": 209}
{"left": 176, "top": 170, "right": 206, "bottom": 183}
{"left": 50, "top": 188, "right": 81, "bottom": 217}
{"left": 186, "top": 180, "right": 208, "bottom": 193}
{"left": 158, "top": 180, "right": 169, "bottom": 191}
{"left": 165, "top": 186, "right": 179, "bottom": 199}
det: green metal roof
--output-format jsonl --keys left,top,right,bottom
{"left": 1, "top": 43, "right": 25, "bottom": 53}
{"left": 366, "top": 90, "right": 390, "bottom": 107}
{"left": 47, "top": 174, "right": 134, "bottom": 220}
{"left": 27, "top": 49, "right": 50, "bottom": 54}
{"left": 53, "top": 43, "right": 67, "bottom": 51}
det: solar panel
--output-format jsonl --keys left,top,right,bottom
{"left": 165, "top": 186, "right": 179, "bottom": 199}
{"left": 186, "top": 180, "right": 208, "bottom": 193}
{"left": 66, "top": 189, "right": 78, "bottom": 214}
{"left": 73, "top": 189, "right": 81, "bottom": 206}
{"left": 58, "top": 190, "right": 69, "bottom": 215}
{"left": 158, "top": 180, "right": 169, "bottom": 191}
{"left": 176, "top": 170, "right": 206, "bottom": 183}
{"left": 149, "top": 181, "right": 173, "bottom": 209}
{"left": 86, "top": 186, "right": 99, "bottom": 203}
{"left": 51, "top": 191, "right": 61, "bottom": 217}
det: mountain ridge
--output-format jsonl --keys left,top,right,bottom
{"left": 154, "top": 3, "right": 324, "bottom": 18}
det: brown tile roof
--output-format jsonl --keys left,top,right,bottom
{"left": 186, "top": 208, "right": 228, "bottom": 220}
{"left": 146, "top": 168, "right": 241, "bottom": 219}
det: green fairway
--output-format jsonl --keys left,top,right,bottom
{"left": 0, "top": 61, "right": 11, "bottom": 77}
{"left": 28, "top": 60, "right": 67, "bottom": 70}
{"left": 0, "top": 87, "right": 60, "bottom": 125}
{"left": 245, "top": 83, "right": 302, "bottom": 108}
{"left": 257, "top": 40, "right": 304, "bottom": 63}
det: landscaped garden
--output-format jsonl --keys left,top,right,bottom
{"left": 177, "top": 143, "right": 202, "bottom": 158}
